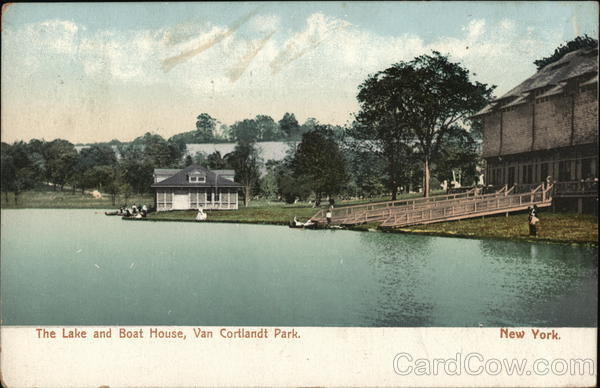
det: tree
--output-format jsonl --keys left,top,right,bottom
{"left": 120, "top": 183, "right": 133, "bottom": 205}
{"left": 259, "top": 160, "right": 279, "bottom": 199}
{"left": 118, "top": 142, "right": 153, "bottom": 193}
{"left": 300, "top": 117, "right": 319, "bottom": 137}
{"left": 534, "top": 35, "right": 598, "bottom": 70}
{"left": 255, "top": 115, "right": 279, "bottom": 140}
{"left": 279, "top": 113, "right": 301, "bottom": 139}
{"left": 193, "top": 151, "right": 207, "bottom": 166}
{"left": 134, "top": 133, "right": 182, "bottom": 168}
{"left": 4, "top": 141, "right": 36, "bottom": 203}
{"left": 84, "top": 165, "right": 121, "bottom": 204}
{"left": 345, "top": 144, "right": 388, "bottom": 198}
{"left": 230, "top": 119, "right": 260, "bottom": 143}
{"left": 73, "top": 144, "right": 118, "bottom": 193}
{"left": 291, "top": 125, "right": 348, "bottom": 205}
{"left": 355, "top": 51, "right": 494, "bottom": 197}
{"left": 225, "top": 142, "right": 261, "bottom": 207}
{"left": 196, "top": 113, "right": 218, "bottom": 141}
{"left": 206, "top": 151, "right": 228, "bottom": 169}
{"left": 352, "top": 67, "right": 418, "bottom": 200}
{"left": 432, "top": 126, "right": 480, "bottom": 188}
{"left": 1, "top": 142, "right": 16, "bottom": 203}
{"left": 44, "top": 139, "right": 78, "bottom": 191}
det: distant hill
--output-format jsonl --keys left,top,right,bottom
{"left": 186, "top": 141, "right": 293, "bottom": 162}
{"left": 74, "top": 141, "right": 293, "bottom": 163}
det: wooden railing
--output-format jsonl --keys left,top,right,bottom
{"left": 311, "top": 187, "right": 490, "bottom": 222}
{"left": 329, "top": 185, "right": 514, "bottom": 225}
{"left": 553, "top": 180, "right": 598, "bottom": 196}
{"left": 382, "top": 184, "right": 553, "bottom": 228}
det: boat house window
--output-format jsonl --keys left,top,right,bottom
{"left": 558, "top": 160, "right": 572, "bottom": 181}
{"left": 189, "top": 175, "right": 206, "bottom": 183}
{"left": 522, "top": 165, "right": 533, "bottom": 184}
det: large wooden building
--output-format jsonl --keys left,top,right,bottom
{"left": 475, "top": 47, "right": 598, "bottom": 213}
{"left": 151, "top": 165, "right": 241, "bottom": 211}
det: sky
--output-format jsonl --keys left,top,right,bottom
{"left": 1, "top": 1, "right": 598, "bottom": 144}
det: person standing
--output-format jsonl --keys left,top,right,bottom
{"left": 528, "top": 205, "right": 539, "bottom": 237}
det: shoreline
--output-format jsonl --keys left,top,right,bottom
{"left": 122, "top": 215, "right": 599, "bottom": 247}
{"left": 2, "top": 204, "right": 597, "bottom": 247}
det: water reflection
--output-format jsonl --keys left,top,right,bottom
{"left": 479, "top": 240, "right": 598, "bottom": 326}
{"left": 359, "top": 233, "right": 435, "bottom": 326}
{"left": 1, "top": 210, "right": 597, "bottom": 327}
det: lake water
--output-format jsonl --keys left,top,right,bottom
{"left": 1, "top": 209, "right": 597, "bottom": 327}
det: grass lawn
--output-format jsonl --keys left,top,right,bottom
{"left": 0, "top": 190, "right": 153, "bottom": 209}
{"left": 147, "top": 204, "right": 318, "bottom": 225}
{"left": 395, "top": 212, "right": 598, "bottom": 245}
{"left": 145, "top": 192, "right": 447, "bottom": 225}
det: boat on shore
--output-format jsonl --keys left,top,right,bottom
{"left": 105, "top": 210, "right": 125, "bottom": 216}
{"left": 289, "top": 217, "right": 320, "bottom": 229}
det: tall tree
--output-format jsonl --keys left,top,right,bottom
{"left": 291, "top": 125, "right": 348, "bottom": 205}
{"left": 73, "top": 144, "right": 117, "bottom": 193}
{"left": 1, "top": 142, "right": 16, "bottom": 203}
{"left": 300, "top": 117, "right": 319, "bottom": 137}
{"left": 196, "top": 113, "right": 218, "bottom": 141}
{"left": 230, "top": 119, "right": 260, "bottom": 143}
{"left": 4, "top": 142, "right": 36, "bottom": 203}
{"left": 44, "top": 139, "right": 78, "bottom": 191}
{"left": 278, "top": 113, "right": 301, "bottom": 139}
{"left": 352, "top": 66, "right": 417, "bottom": 200}
{"left": 255, "top": 115, "right": 279, "bottom": 140}
{"left": 355, "top": 51, "right": 494, "bottom": 197}
{"left": 225, "top": 142, "right": 261, "bottom": 207}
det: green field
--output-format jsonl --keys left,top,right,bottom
{"left": 396, "top": 212, "right": 598, "bottom": 245}
{"left": 147, "top": 205, "right": 317, "bottom": 225}
{"left": 0, "top": 190, "right": 153, "bottom": 209}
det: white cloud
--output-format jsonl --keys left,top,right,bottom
{"left": 464, "top": 19, "right": 486, "bottom": 41}
{"left": 250, "top": 14, "right": 281, "bottom": 33}
{"left": 2, "top": 13, "right": 570, "bottom": 142}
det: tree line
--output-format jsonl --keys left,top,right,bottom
{"left": 168, "top": 112, "right": 318, "bottom": 146}
{"left": 2, "top": 51, "right": 493, "bottom": 207}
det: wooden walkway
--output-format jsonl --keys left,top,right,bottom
{"left": 311, "top": 184, "right": 554, "bottom": 228}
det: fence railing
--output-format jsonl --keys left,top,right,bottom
{"left": 334, "top": 185, "right": 517, "bottom": 225}
{"left": 382, "top": 184, "right": 553, "bottom": 228}
{"left": 553, "top": 180, "right": 598, "bottom": 195}
{"left": 311, "top": 187, "right": 491, "bottom": 222}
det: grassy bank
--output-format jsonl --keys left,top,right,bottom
{"left": 147, "top": 203, "right": 317, "bottom": 225}
{"left": 0, "top": 190, "right": 153, "bottom": 209}
{"left": 147, "top": 206, "right": 596, "bottom": 245}
{"left": 393, "top": 212, "right": 598, "bottom": 245}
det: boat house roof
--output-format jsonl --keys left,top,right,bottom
{"left": 151, "top": 165, "right": 242, "bottom": 188}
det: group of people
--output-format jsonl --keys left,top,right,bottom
{"left": 120, "top": 204, "right": 148, "bottom": 218}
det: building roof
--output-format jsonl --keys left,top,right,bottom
{"left": 151, "top": 165, "right": 242, "bottom": 188}
{"left": 474, "top": 47, "right": 598, "bottom": 116}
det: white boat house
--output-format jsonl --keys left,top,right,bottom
{"left": 151, "top": 165, "right": 242, "bottom": 211}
